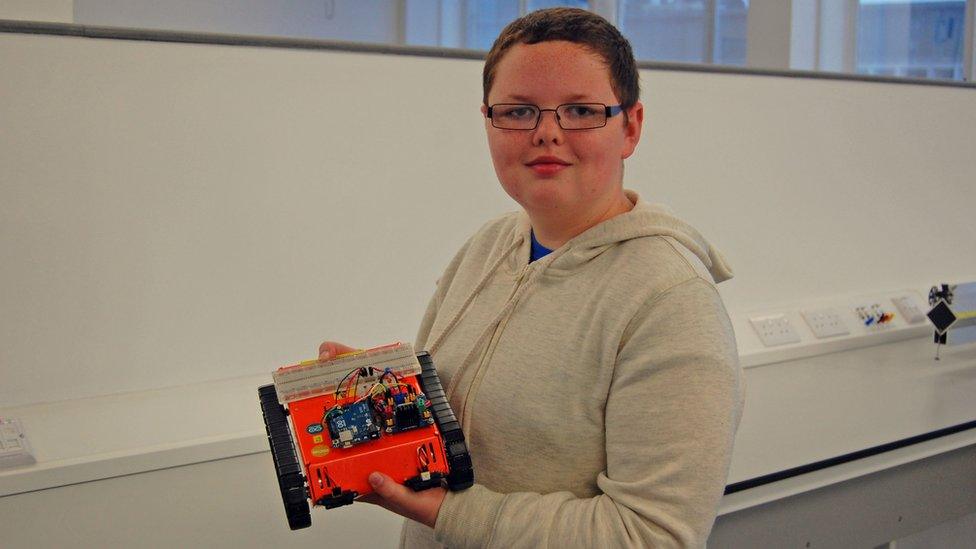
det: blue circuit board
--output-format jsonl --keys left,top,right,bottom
{"left": 327, "top": 400, "right": 380, "bottom": 448}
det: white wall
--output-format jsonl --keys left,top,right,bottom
{"left": 0, "top": 33, "right": 500, "bottom": 407}
{"left": 633, "top": 70, "right": 976, "bottom": 312}
{"left": 0, "top": 0, "right": 73, "bottom": 22}
{"left": 73, "top": 0, "right": 400, "bottom": 43}
{"left": 2, "top": 31, "right": 975, "bottom": 408}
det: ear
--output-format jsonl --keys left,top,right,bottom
{"left": 620, "top": 101, "right": 644, "bottom": 160}
{"left": 481, "top": 103, "right": 491, "bottom": 130}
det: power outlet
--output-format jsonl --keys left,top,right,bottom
{"left": 801, "top": 308, "right": 850, "bottom": 339}
{"left": 750, "top": 314, "right": 802, "bottom": 347}
{"left": 0, "top": 418, "right": 35, "bottom": 469}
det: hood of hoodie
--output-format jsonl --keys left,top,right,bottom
{"left": 506, "top": 189, "right": 733, "bottom": 283}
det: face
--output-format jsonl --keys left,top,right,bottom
{"left": 482, "top": 40, "right": 643, "bottom": 223}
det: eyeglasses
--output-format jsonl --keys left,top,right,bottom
{"left": 486, "top": 103, "right": 624, "bottom": 130}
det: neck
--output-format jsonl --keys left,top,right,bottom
{"left": 529, "top": 190, "right": 634, "bottom": 250}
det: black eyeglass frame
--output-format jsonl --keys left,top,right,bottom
{"left": 485, "top": 103, "right": 625, "bottom": 130}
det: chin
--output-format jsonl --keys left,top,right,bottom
{"left": 520, "top": 186, "right": 579, "bottom": 213}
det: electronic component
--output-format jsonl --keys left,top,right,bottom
{"left": 258, "top": 342, "right": 473, "bottom": 530}
{"left": 375, "top": 384, "right": 434, "bottom": 434}
{"left": 272, "top": 343, "right": 422, "bottom": 404}
{"left": 394, "top": 401, "right": 421, "bottom": 429}
{"left": 326, "top": 400, "right": 381, "bottom": 448}
{"left": 854, "top": 303, "right": 895, "bottom": 330}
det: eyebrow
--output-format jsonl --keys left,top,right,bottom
{"left": 506, "top": 93, "right": 593, "bottom": 103}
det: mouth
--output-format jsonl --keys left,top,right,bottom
{"left": 525, "top": 156, "right": 571, "bottom": 176}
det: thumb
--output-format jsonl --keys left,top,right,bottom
{"left": 366, "top": 470, "right": 444, "bottom": 528}
{"left": 368, "top": 471, "right": 407, "bottom": 500}
{"left": 318, "top": 341, "right": 357, "bottom": 360}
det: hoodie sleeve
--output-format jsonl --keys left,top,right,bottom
{"left": 431, "top": 276, "right": 743, "bottom": 548}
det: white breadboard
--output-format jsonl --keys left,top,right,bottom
{"left": 0, "top": 418, "right": 36, "bottom": 469}
{"left": 272, "top": 342, "right": 421, "bottom": 404}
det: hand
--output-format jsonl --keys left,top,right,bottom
{"left": 318, "top": 340, "right": 359, "bottom": 360}
{"left": 360, "top": 471, "right": 446, "bottom": 529}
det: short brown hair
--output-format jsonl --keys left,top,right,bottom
{"left": 482, "top": 8, "right": 640, "bottom": 109}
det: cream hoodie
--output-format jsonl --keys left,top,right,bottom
{"left": 400, "top": 190, "right": 743, "bottom": 548}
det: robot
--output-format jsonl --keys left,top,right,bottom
{"left": 258, "top": 342, "right": 473, "bottom": 529}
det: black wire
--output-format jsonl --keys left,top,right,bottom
{"left": 333, "top": 366, "right": 359, "bottom": 400}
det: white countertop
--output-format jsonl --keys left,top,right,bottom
{"left": 0, "top": 374, "right": 271, "bottom": 497}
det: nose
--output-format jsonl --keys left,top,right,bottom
{"left": 532, "top": 110, "right": 564, "bottom": 146}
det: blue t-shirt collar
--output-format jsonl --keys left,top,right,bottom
{"left": 529, "top": 229, "right": 553, "bottom": 263}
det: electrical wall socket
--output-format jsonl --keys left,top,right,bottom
{"left": 801, "top": 308, "right": 850, "bottom": 339}
{"left": 0, "top": 418, "right": 35, "bottom": 469}
{"left": 750, "top": 314, "right": 802, "bottom": 347}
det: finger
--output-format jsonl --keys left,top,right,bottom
{"left": 366, "top": 472, "right": 411, "bottom": 517}
{"left": 366, "top": 472, "right": 444, "bottom": 528}
{"left": 318, "top": 341, "right": 338, "bottom": 360}
{"left": 318, "top": 342, "right": 333, "bottom": 360}
{"left": 318, "top": 341, "right": 358, "bottom": 360}
{"left": 357, "top": 493, "right": 383, "bottom": 505}
{"left": 368, "top": 472, "right": 409, "bottom": 502}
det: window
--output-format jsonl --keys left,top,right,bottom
{"left": 22, "top": 0, "right": 975, "bottom": 84}
{"left": 856, "top": 0, "right": 967, "bottom": 80}
{"left": 406, "top": 0, "right": 589, "bottom": 51}
{"left": 618, "top": 0, "right": 748, "bottom": 65}
{"left": 462, "top": 1, "right": 521, "bottom": 51}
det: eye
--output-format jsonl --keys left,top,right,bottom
{"left": 563, "top": 104, "right": 600, "bottom": 119}
{"left": 497, "top": 105, "right": 537, "bottom": 120}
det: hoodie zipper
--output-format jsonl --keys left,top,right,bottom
{"left": 455, "top": 263, "right": 531, "bottom": 428}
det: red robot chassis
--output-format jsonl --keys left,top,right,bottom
{"left": 258, "top": 343, "right": 473, "bottom": 529}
